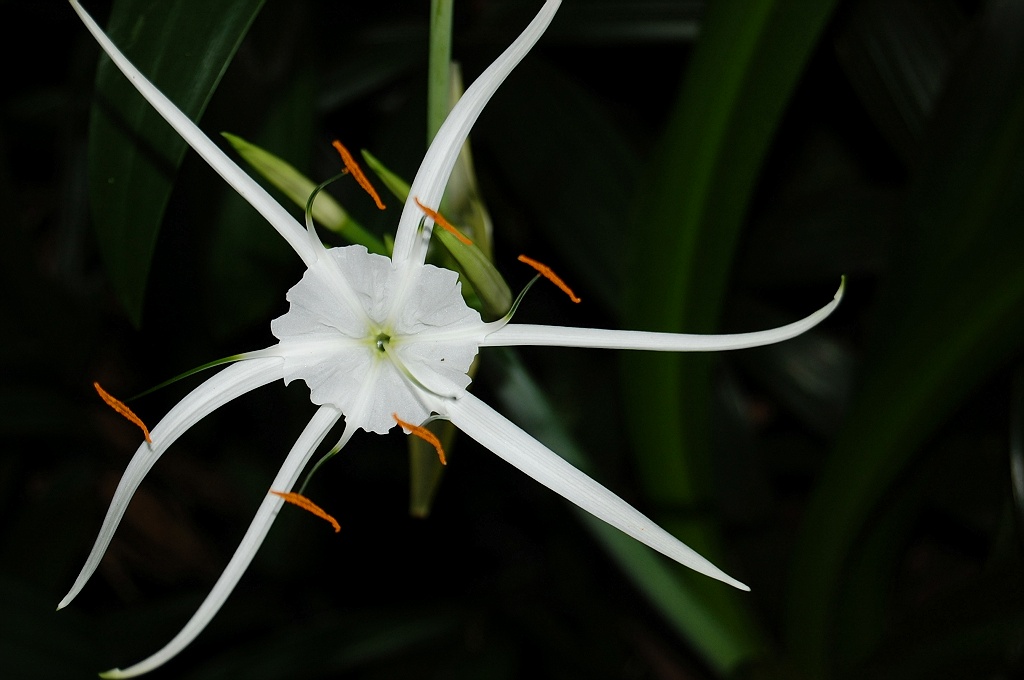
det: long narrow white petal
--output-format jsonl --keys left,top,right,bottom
{"left": 68, "top": 0, "right": 318, "bottom": 266}
{"left": 100, "top": 405, "right": 345, "bottom": 679}
{"left": 481, "top": 279, "right": 845, "bottom": 350}
{"left": 58, "top": 358, "right": 283, "bottom": 610}
{"left": 391, "top": 0, "right": 561, "bottom": 267}
{"left": 441, "top": 391, "right": 749, "bottom": 591}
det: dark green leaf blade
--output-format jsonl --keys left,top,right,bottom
{"left": 87, "top": 0, "right": 267, "bottom": 325}
{"left": 619, "top": 0, "right": 840, "bottom": 668}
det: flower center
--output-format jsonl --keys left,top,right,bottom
{"left": 270, "top": 245, "right": 485, "bottom": 434}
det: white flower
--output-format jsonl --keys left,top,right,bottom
{"left": 64, "top": 1, "right": 843, "bottom": 677}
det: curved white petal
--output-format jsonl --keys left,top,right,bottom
{"left": 441, "top": 391, "right": 749, "bottom": 591}
{"left": 69, "top": 0, "right": 318, "bottom": 266}
{"left": 58, "top": 358, "right": 283, "bottom": 610}
{"left": 271, "top": 246, "right": 383, "bottom": 342}
{"left": 481, "top": 279, "right": 845, "bottom": 350}
{"left": 99, "top": 405, "right": 345, "bottom": 679}
{"left": 391, "top": 0, "right": 562, "bottom": 267}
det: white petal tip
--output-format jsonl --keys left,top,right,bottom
{"left": 710, "top": 570, "right": 750, "bottom": 592}
{"left": 100, "top": 670, "right": 127, "bottom": 680}
{"left": 835, "top": 275, "right": 847, "bottom": 301}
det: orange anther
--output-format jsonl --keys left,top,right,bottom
{"left": 270, "top": 490, "right": 341, "bottom": 533}
{"left": 393, "top": 413, "right": 447, "bottom": 465}
{"left": 413, "top": 197, "right": 473, "bottom": 246}
{"left": 331, "top": 140, "right": 386, "bottom": 210}
{"left": 93, "top": 382, "right": 152, "bottom": 443}
{"left": 517, "top": 254, "right": 581, "bottom": 303}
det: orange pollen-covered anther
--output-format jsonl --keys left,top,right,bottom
{"left": 270, "top": 490, "right": 341, "bottom": 533}
{"left": 93, "top": 381, "right": 152, "bottom": 444}
{"left": 517, "top": 254, "right": 582, "bottom": 303}
{"left": 331, "top": 139, "right": 386, "bottom": 210}
{"left": 393, "top": 413, "right": 447, "bottom": 465}
{"left": 413, "top": 197, "right": 473, "bottom": 246}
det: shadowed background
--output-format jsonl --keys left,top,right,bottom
{"left": 2, "top": 0, "right": 1022, "bottom": 678}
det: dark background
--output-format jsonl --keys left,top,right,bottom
{"left": 2, "top": 0, "right": 1022, "bottom": 678}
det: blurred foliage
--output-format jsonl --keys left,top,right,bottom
{"left": 2, "top": 0, "right": 1023, "bottom": 678}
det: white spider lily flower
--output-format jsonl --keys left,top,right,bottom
{"left": 65, "top": 0, "right": 843, "bottom": 676}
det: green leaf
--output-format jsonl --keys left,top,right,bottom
{"left": 622, "top": 0, "right": 841, "bottom": 497}
{"left": 786, "top": 2, "right": 1024, "bottom": 675}
{"left": 618, "top": 0, "right": 840, "bottom": 669}
{"left": 87, "top": 0, "right": 268, "bottom": 326}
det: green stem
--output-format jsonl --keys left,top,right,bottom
{"left": 428, "top": 0, "right": 455, "bottom": 143}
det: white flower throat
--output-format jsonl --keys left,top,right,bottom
{"left": 271, "top": 246, "right": 483, "bottom": 435}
